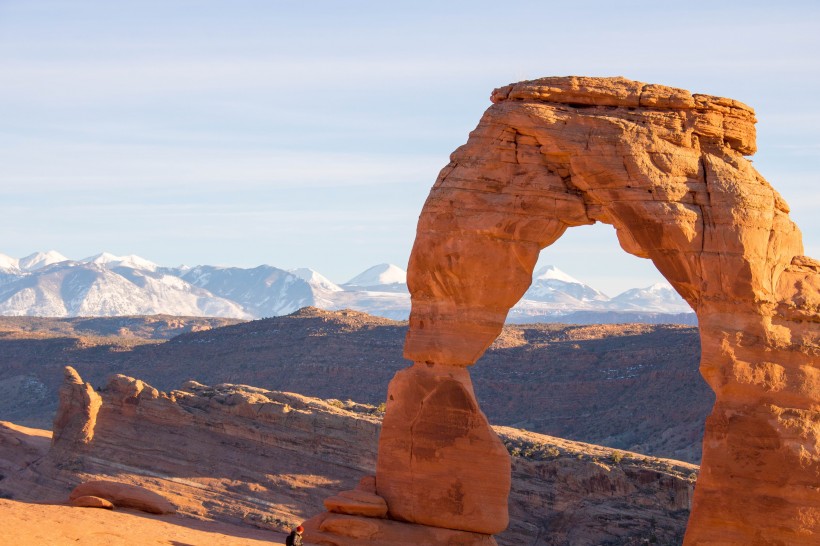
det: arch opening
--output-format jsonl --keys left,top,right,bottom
{"left": 469, "top": 222, "right": 708, "bottom": 467}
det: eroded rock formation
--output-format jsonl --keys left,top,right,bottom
{"left": 360, "top": 76, "right": 818, "bottom": 544}
{"left": 52, "top": 366, "right": 101, "bottom": 447}
{"left": 0, "top": 370, "right": 696, "bottom": 544}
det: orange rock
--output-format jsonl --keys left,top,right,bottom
{"left": 69, "top": 480, "right": 176, "bottom": 514}
{"left": 396, "top": 75, "right": 819, "bottom": 544}
{"left": 69, "top": 495, "right": 114, "bottom": 510}
{"left": 51, "top": 366, "right": 101, "bottom": 447}
{"left": 323, "top": 489, "right": 388, "bottom": 518}
{"left": 303, "top": 512, "right": 497, "bottom": 545}
{"left": 376, "top": 362, "right": 510, "bottom": 535}
{"left": 355, "top": 475, "right": 376, "bottom": 494}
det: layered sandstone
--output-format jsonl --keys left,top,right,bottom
{"left": 0, "top": 370, "right": 695, "bottom": 545}
{"left": 393, "top": 76, "right": 819, "bottom": 543}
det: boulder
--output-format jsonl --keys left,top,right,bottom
{"left": 69, "top": 480, "right": 176, "bottom": 514}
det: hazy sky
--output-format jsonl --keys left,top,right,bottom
{"left": 1, "top": 1, "right": 818, "bottom": 295}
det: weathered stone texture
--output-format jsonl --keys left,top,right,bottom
{"left": 394, "top": 75, "right": 819, "bottom": 544}
{"left": 52, "top": 366, "right": 101, "bottom": 447}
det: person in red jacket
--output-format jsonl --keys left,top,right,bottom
{"left": 285, "top": 525, "right": 304, "bottom": 546}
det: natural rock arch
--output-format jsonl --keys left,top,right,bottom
{"left": 307, "top": 77, "right": 819, "bottom": 545}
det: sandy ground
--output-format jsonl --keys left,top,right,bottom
{"left": 0, "top": 499, "right": 288, "bottom": 545}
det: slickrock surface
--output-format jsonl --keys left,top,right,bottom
{"left": 0, "top": 370, "right": 695, "bottom": 545}
{"left": 0, "top": 499, "right": 284, "bottom": 545}
{"left": 400, "top": 75, "right": 819, "bottom": 544}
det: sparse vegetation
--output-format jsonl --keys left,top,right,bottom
{"left": 502, "top": 437, "right": 565, "bottom": 461}
{"left": 611, "top": 450, "right": 625, "bottom": 464}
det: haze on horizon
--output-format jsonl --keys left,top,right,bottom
{"left": 1, "top": 0, "right": 817, "bottom": 296}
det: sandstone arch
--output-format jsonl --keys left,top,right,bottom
{"left": 380, "top": 77, "right": 819, "bottom": 544}
{"left": 305, "top": 77, "right": 819, "bottom": 544}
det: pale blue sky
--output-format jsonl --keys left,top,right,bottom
{"left": 1, "top": 1, "right": 817, "bottom": 295}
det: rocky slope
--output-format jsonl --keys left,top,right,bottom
{"left": 0, "top": 369, "right": 696, "bottom": 545}
{"left": 0, "top": 309, "right": 710, "bottom": 463}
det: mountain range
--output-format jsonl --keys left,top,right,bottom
{"left": 0, "top": 251, "right": 695, "bottom": 323}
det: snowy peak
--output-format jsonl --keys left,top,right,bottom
{"left": 81, "top": 252, "right": 158, "bottom": 271}
{"left": 344, "top": 264, "right": 407, "bottom": 289}
{"left": 610, "top": 283, "right": 692, "bottom": 313}
{"left": 533, "top": 265, "right": 584, "bottom": 284}
{"left": 525, "top": 265, "right": 609, "bottom": 304}
{"left": 0, "top": 253, "right": 20, "bottom": 272}
{"left": 290, "top": 268, "right": 343, "bottom": 293}
{"left": 0, "top": 251, "right": 696, "bottom": 323}
{"left": 18, "top": 250, "right": 69, "bottom": 271}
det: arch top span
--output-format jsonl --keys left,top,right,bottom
{"left": 405, "top": 75, "right": 802, "bottom": 368}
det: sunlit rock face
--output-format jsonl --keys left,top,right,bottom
{"left": 385, "top": 76, "right": 818, "bottom": 544}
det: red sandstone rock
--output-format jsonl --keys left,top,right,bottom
{"left": 323, "top": 489, "right": 388, "bottom": 518}
{"left": 355, "top": 475, "right": 376, "bottom": 494}
{"left": 394, "top": 75, "right": 819, "bottom": 544}
{"left": 303, "top": 512, "right": 498, "bottom": 546}
{"left": 52, "top": 366, "right": 101, "bottom": 447}
{"left": 376, "top": 363, "right": 510, "bottom": 535}
{"left": 69, "top": 480, "right": 176, "bottom": 514}
{"left": 69, "top": 495, "right": 114, "bottom": 509}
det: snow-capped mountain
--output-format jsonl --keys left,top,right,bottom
{"left": 523, "top": 265, "right": 609, "bottom": 305}
{"left": 81, "top": 252, "right": 159, "bottom": 272}
{"left": 0, "top": 261, "right": 249, "bottom": 318}
{"left": 0, "top": 252, "right": 694, "bottom": 323}
{"left": 289, "top": 268, "right": 345, "bottom": 308}
{"left": 0, "top": 253, "right": 20, "bottom": 272}
{"left": 609, "top": 283, "right": 692, "bottom": 313}
{"left": 179, "top": 265, "right": 314, "bottom": 318}
{"left": 18, "top": 250, "right": 68, "bottom": 271}
{"left": 290, "top": 268, "right": 344, "bottom": 293}
{"left": 343, "top": 263, "right": 408, "bottom": 293}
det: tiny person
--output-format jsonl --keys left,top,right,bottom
{"left": 286, "top": 525, "right": 304, "bottom": 546}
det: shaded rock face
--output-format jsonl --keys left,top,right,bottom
{"left": 390, "top": 75, "right": 819, "bottom": 544}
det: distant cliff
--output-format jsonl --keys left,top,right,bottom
{"left": 0, "top": 309, "right": 711, "bottom": 463}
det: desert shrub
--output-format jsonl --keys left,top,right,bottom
{"left": 610, "top": 450, "right": 625, "bottom": 464}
